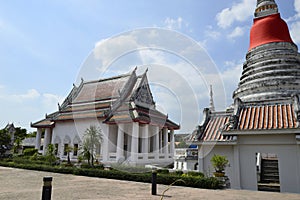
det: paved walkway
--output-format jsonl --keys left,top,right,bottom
{"left": 1, "top": 167, "right": 300, "bottom": 200}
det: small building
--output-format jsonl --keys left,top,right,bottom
{"left": 173, "top": 133, "right": 199, "bottom": 171}
{"left": 190, "top": 0, "right": 300, "bottom": 193}
{"left": 31, "top": 68, "right": 179, "bottom": 166}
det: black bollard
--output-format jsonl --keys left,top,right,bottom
{"left": 151, "top": 169, "right": 157, "bottom": 195}
{"left": 42, "top": 176, "right": 52, "bottom": 200}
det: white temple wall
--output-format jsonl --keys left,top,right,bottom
{"left": 238, "top": 134, "right": 300, "bottom": 193}
{"left": 198, "top": 145, "right": 235, "bottom": 186}
{"left": 37, "top": 119, "right": 176, "bottom": 166}
{"left": 51, "top": 119, "right": 107, "bottom": 159}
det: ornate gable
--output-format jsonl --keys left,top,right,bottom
{"left": 130, "top": 72, "right": 155, "bottom": 108}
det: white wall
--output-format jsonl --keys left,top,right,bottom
{"left": 198, "top": 134, "right": 300, "bottom": 193}
{"left": 238, "top": 134, "right": 300, "bottom": 193}
{"left": 51, "top": 119, "right": 107, "bottom": 159}
{"left": 198, "top": 145, "right": 236, "bottom": 187}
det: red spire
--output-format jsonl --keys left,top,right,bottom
{"left": 249, "top": 13, "right": 293, "bottom": 50}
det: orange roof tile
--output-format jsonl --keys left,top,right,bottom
{"left": 237, "top": 103, "right": 297, "bottom": 130}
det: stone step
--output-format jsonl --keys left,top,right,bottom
{"left": 258, "top": 183, "right": 280, "bottom": 192}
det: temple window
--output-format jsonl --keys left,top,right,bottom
{"left": 54, "top": 143, "right": 58, "bottom": 155}
{"left": 63, "top": 144, "right": 68, "bottom": 156}
{"left": 73, "top": 144, "right": 78, "bottom": 156}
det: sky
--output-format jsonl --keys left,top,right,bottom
{"left": 0, "top": 0, "right": 300, "bottom": 133}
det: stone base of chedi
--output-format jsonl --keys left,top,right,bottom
{"left": 233, "top": 42, "right": 300, "bottom": 103}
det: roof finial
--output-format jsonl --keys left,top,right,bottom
{"left": 209, "top": 85, "right": 215, "bottom": 112}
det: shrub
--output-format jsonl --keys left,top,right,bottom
{"left": 174, "top": 170, "right": 183, "bottom": 176}
{"left": 210, "top": 154, "right": 229, "bottom": 173}
{"left": 0, "top": 160, "right": 221, "bottom": 190}
{"left": 23, "top": 148, "right": 38, "bottom": 156}
{"left": 157, "top": 168, "right": 169, "bottom": 174}
{"left": 185, "top": 171, "right": 204, "bottom": 177}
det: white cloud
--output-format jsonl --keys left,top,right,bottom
{"left": 43, "top": 93, "right": 64, "bottom": 110}
{"left": 288, "top": 0, "right": 300, "bottom": 45}
{"left": 221, "top": 60, "right": 243, "bottom": 102}
{"left": 216, "top": 0, "right": 256, "bottom": 28}
{"left": 294, "top": 1, "right": 300, "bottom": 17}
{"left": 94, "top": 35, "right": 139, "bottom": 62}
{"left": 0, "top": 88, "right": 64, "bottom": 131}
{"left": 164, "top": 17, "right": 184, "bottom": 30}
{"left": 205, "top": 26, "right": 221, "bottom": 40}
{"left": 290, "top": 21, "right": 300, "bottom": 44}
{"left": 228, "top": 26, "right": 245, "bottom": 39}
{"left": 10, "top": 89, "right": 40, "bottom": 102}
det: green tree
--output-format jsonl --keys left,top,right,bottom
{"left": 65, "top": 145, "right": 73, "bottom": 165}
{"left": 14, "top": 127, "right": 27, "bottom": 140}
{"left": 0, "top": 129, "right": 11, "bottom": 157}
{"left": 26, "top": 131, "right": 37, "bottom": 138}
{"left": 13, "top": 127, "right": 27, "bottom": 154}
{"left": 45, "top": 144, "right": 57, "bottom": 165}
{"left": 82, "top": 125, "right": 102, "bottom": 167}
{"left": 81, "top": 143, "right": 91, "bottom": 166}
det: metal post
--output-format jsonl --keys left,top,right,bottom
{"left": 42, "top": 176, "right": 52, "bottom": 200}
{"left": 151, "top": 169, "right": 157, "bottom": 195}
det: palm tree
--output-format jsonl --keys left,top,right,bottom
{"left": 82, "top": 125, "right": 103, "bottom": 167}
{"left": 65, "top": 145, "right": 73, "bottom": 165}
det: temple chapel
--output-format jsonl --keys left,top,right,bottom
{"left": 189, "top": 0, "right": 300, "bottom": 193}
{"left": 31, "top": 68, "right": 179, "bottom": 166}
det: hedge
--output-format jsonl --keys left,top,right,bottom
{"left": 0, "top": 161, "right": 221, "bottom": 189}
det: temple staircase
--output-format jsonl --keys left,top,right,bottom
{"left": 258, "top": 158, "right": 280, "bottom": 192}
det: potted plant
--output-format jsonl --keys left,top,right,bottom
{"left": 210, "top": 154, "right": 229, "bottom": 177}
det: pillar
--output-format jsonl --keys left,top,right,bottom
{"left": 35, "top": 128, "right": 42, "bottom": 150}
{"left": 131, "top": 122, "right": 139, "bottom": 163}
{"left": 153, "top": 126, "right": 159, "bottom": 160}
{"left": 159, "top": 130, "right": 163, "bottom": 153}
{"left": 101, "top": 125, "right": 109, "bottom": 163}
{"left": 142, "top": 125, "right": 149, "bottom": 154}
{"left": 163, "top": 128, "right": 168, "bottom": 157}
{"left": 170, "top": 130, "right": 175, "bottom": 157}
{"left": 116, "top": 124, "right": 125, "bottom": 162}
{"left": 43, "top": 128, "right": 52, "bottom": 155}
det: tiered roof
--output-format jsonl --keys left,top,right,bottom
{"left": 31, "top": 68, "right": 179, "bottom": 130}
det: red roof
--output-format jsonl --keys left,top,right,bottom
{"left": 249, "top": 13, "right": 293, "bottom": 50}
{"left": 238, "top": 103, "right": 297, "bottom": 130}
{"left": 200, "top": 115, "right": 233, "bottom": 141}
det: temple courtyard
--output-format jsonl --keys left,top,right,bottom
{"left": 0, "top": 167, "right": 299, "bottom": 200}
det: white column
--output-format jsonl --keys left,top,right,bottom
{"left": 163, "top": 128, "right": 169, "bottom": 158}
{"left": 170, "top": 130, "right": 175, "bottom": 157}
{"left": 142, "top": 125, "right": 149, "bottom": 154}
{"left": 131, "top": 122, "right": 139, "bottom": 163}
{"left": 43, "top": 128, "right": 52, "bottom": 155}
{"left": 101, "top": 125, "right": 109, "bottom": 163}
{"left": 116, "top": 124, "right": 125, "bottom": 162}
{"left": 35, "top": 128, "right": 42, "bottom": 150}
{"left": 173, "top": 161, "right": 177, "bottom": 170}
{"left": 159, "top": 130, "right": 163, "bottom": 153}
{"left": 154, "top": 126, "right": 159, "bottom": 160}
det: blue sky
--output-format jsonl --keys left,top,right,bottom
{"left": 1, "top": 0, "right": 300, "bottom": 133}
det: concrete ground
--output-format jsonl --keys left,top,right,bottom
{"left": 1, "top": 167, "right": 300, "bottom": 200}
